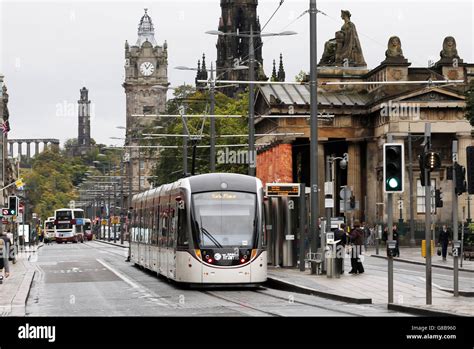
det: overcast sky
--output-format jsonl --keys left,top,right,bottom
{"left": 1, "top": 0, "right": 473, "bottom": 150}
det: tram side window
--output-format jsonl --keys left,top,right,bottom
{"left": 261, "top": 203, "right": 267, "bottom": 247}
{"left": 151, "top": 206, "right": 158, "bottom": 245}
{"left": 139, "top": 209, "right": 144, "bottom": 242}
{"left": 177, "top": 205, "right": 188, "bottom": 247}
{"left": 160, "top": 209, "right": 168, "bottom": 247}
{"left": 169, "top": 208, "right": 177, "bottom": 248}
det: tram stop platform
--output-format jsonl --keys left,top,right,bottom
{"left": 266, "top": 247, "right": 474, "bottom": 317}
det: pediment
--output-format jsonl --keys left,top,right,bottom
{"left": 395, "top": 88, "right": 465, "bottom": 103}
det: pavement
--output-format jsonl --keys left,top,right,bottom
{"left": 0, "top": 244, "right": 41, "bottom": 316}
{"left": 267, "top": 246, "right": 474, "bottom": 317}
{"left": 369, "top": 245, "right": 474, "bottom": 272}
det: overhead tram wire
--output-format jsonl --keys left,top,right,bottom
{"left": 261, "top": 0, "right": 285, "bottom": 32}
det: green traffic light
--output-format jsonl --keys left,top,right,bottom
{"left": 388, "top": 178, "right": 399, "bottom": 189}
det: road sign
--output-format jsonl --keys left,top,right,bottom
{"left": 15, "top": 178, "right": 24, "bottom": 189}
{"left": 75, "top": 218, "right": 84, "bottom": 225}
{"left": 266, "top": 183, "right": 300, "bottom": 197}
{"left": 101, "top": 219, "right": 107, "bottom": 226}
{"left": 112, "top": 216, "right": 120, "bottom": 224}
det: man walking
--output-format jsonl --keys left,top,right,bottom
{"left": 349, "top": 221, "right": 364, "bottom": 274}
{"left": 438, "top": 225, "right": 451, "bottom": 262}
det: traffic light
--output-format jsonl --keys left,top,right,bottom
{"left": 454, "top": 163, "right": 467, "bottom": 196}
{"left": 467, "top": 146, "right": 474, "bottom": 194}
{"left": 350, "top": 195, "right": 356, "bottom": 209}
{"left": 435, "top": 189, "right": 443, "bottom": 208}
{"left": 383, "top": 143, "right": 405, "bottom": 193}
{"left": 8, "top": 196, "right": 18, "bottom": 216}
{"left": 423, "top": 151, "right": 441, "bottom": 171}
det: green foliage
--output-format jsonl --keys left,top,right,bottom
{"left": 465, "top": 80, "right": 474, "bottom": 127}
{"left": 295, "top": 70, "right": 308, "bottom": 83}
{"left": 149, "top": 87, "right": 250, "bottom": 186}
{"left": 21, "top": 148, "right": 90, "bottom": 220}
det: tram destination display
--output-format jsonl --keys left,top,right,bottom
{"left": 266, "top": 183, "right": 300, "bottom": 197}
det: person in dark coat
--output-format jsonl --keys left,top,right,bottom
{"left": 334, "top": 223, "right": 347, "bottom": 275}
{"left": 392, "top": 224, "right": 400, "bottom": 257}
{"left": 438, "top": 225, "right": 451, "bottom": 261}
{"left": 349, "top": 220, "right": 364, "bottom": 274}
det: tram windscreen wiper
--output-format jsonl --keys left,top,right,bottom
{"left": 200, "top": 227, "right": 223, "bottom": 248}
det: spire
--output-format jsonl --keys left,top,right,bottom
{"left": 200, "top": 54, "right": 208, "bottom": 80}
{"left": 277, "top": 53, "right": 286, "bottom": 82}
{"left": 271, "top": 60, "right": 277, "bottom": 81}
{"left": 201, "top": 54, "right": 207, "bottom": 73}
{"left": 196, "top": 60, "right": 201, "bottom": 85}
{"left": 136, "top": 8, "right": 157, "bottom": 46}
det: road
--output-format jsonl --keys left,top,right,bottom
{"left": 26, "top": 241, "right": 409, "bottom": 317}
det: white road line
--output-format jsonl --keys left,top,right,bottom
{"left": 96, "top": 258, "right": 170, "bottom": 307}
{"left": 96, "top": 258, "right": 141, "bottom": 289}
{"left": 417, "top": 277, "right": 445, "bottom": 290}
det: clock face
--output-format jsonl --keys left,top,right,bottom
{"left": 140, "top": 62, "right": 155, "bottom": 76}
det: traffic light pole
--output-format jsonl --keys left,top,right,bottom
{"left": 387, "top": 134, "right": 394, "bottom": 304}
{"left": 424, "top": 123, "right": 432, "bottom": 305}
{"left": 452, "top": 140, "right": 459, "bottom": 297}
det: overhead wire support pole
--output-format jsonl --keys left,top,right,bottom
{"left": 248, "top": 24, "right": 256, "bottom": 176}
{"left": 210, "top": 62, "right": 216, "bottom": 172}
{"left": 309, "top": 0, "right": 320, "bottom": 254}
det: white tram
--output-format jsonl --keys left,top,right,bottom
{"left": 131, "top": 173, "right": 267, "bottom": 285}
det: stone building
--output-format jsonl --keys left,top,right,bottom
{"left": 255, "top": 13, "right": 474, "bottom": 228}
{"left": 216, "top": 0, "right": 266, "bottom": 96}
{"left": 123, "top": 9, "right": 168, "bottom": 192}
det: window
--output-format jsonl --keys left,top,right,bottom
{"left": 417, "top": 179, "right": 436, "bottom": 214}
{"left": 139, "top": 160, "right": 145, "bottom": 170}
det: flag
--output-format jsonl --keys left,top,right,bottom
{"left": 1, "top": 120, "right": 10, "bottom": 135}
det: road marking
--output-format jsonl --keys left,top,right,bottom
{"left": 96, "top": 259, "right": 170, "bottom": 307}
{"left": 96, "top": 258, "right": 141, "bottom": 289}
{"left": 417, "top": 277, "right": 444, "bottom": 290}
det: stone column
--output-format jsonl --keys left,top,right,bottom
{"left": 366, "top": 139, "right": 379, "bottom": 225}
{"left": 457, "top": 133, "right": 473, "bottom": 221}
{"left": 35, "top": 141, "right": 39, "bottom": 156}
{"left": 348, "top": 141, "right": 362, "bottom": 221}
{"left": 8, "top": 142, "right": 13, "bottom": 157}
{"left": 26, "top": 142, "right": 31, "bottom": 160}
{"left": 43, "top": 141, "right": 48, "bottom": 151}
{"left": 17, "top": 142, "right": 22, "bottom": 158}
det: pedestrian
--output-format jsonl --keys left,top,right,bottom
{"left": 1, "top": 231, "right": 11, "bottom": 276}
{"left": 0, "top": 233, "right": 10, "bottom": 284}
{"left": 349, "top": 220, "right": 364, "bottom": 274}
{"left": 438, "top": 224, "right": 451, "bottom": 262}
{"left": 334, "top": 223, "right": 347, "bottom": 275}
{"left": 362, "top": 221, "right": 370, "bottom": 250}
{"left": 392, "top": 224, "right": 400, "bottom": 257}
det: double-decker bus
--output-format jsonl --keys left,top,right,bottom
{"left": 54, "top": 208, "right": 85, "bottom": 243}
{"left": 43, "top": 216, "right": 55, "bottom": 242}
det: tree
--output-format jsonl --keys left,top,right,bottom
{"left": 295, "top": 70, "right": 309, "bottom": 83}
{"left": 21, "top": 148, "right": 89, "bottom": 220}
{"left": 465, "top": 80, "right": 474, "bottom": 126}
{"left": 149, "top": 87, "right": 250, "bottom": 186}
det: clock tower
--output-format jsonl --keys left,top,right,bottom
{"left": 123, "top": 9, "right": 168, "bottom": 192}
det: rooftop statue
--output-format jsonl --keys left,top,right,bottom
{"left": 319, "top": 10, "right": 366, "bottom": 67}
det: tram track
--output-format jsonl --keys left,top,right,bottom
{"left": 202, "top": 287, "right": 366, "bottom": 317}
{"left": 202, "top": 290, "right": 284, "bottom": 317}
